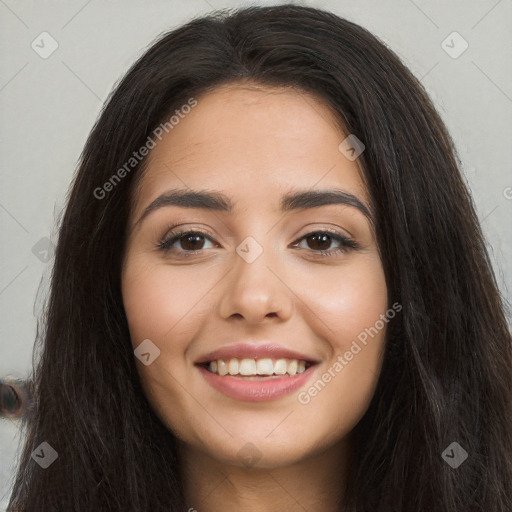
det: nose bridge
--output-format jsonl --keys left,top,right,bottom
{"left": 218, "top": 234, "right": 293, "bottom": 323}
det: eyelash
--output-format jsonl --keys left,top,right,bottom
{"left": 157, "top": 226, "right": 359, "bottom": 259}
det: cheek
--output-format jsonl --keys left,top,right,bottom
{"left": 121, "top": 257, "right": 212, "bottom": 429}
{"left": 121, "top": 256, "right": 215, "bottom": 347}
{"left": 293, "top": 256, "right": 388, "bottom": 430}
{"left": 297, "top": 254, "right": 388, "bottom": 346}
{"left": 121, "top": 256, "right": 224, "bottom": 418}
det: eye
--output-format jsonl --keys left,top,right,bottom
{"left": 157, "top": 228, "right": 358, "bottom": 258}
{"left": 293, "top": 230, "right": 358, "bottom": 257}
{"left": 158, "top": 230, "right": 216, "bottom": 254}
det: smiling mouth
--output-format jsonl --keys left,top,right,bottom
{"left": 198, "top": 357, "right": 313, "bottom": 377}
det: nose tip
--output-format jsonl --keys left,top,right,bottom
{"left": 218, "top": 247, "right": 294, "bottom": 324}
{"left": 225, "top": 294, "right": 284, "bottom": 324}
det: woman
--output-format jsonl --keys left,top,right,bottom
{"left": 8, "top": 4, "right": 512, "bottom": 511}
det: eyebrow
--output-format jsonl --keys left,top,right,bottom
{"left": 133, "top": 188, "right": 372, "bottom": 228}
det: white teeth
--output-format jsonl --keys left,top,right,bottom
{"left": 206, "top": 357, "right": 310, "bottom": 377}
{"left": 228, "top": 358, "right": 239, "bottom": 375}
{"left": 256, "top": 358, "right": 273, "bottom": 375}
{"left": 239, "top": 358, "right": 257, "bottom": 375}
{"left": 274, "top": 359, "right": 287, "bottom": 375}
{"left": 217, "top": 359, "right": 228, "bottom": 376}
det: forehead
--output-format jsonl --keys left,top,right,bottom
{"left": 132, "top": 83, "right": 369, "bottom": 218}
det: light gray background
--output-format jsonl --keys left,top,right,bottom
{"left": 1, "top": 0, "right": 511, "bottom": 508}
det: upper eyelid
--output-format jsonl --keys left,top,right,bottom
{"left": 162, "top": 227, "right": 350, "bottom": 239}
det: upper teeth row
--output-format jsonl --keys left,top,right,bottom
{"left": 208, "top": 358, "right": 307, "bottom": 376}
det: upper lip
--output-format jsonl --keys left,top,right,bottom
{"left": 194, "top": 343, "right": 319, "bottom": 365}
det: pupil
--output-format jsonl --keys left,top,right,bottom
{"left": 182, "top": 235, "right": 204, "bottom": 250}
{"left": 309, "top": 233, "right": 331, "bottom": 251}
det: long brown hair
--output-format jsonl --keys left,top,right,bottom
{"left": 8, "top": 5, "right": 512, "bottom": 511}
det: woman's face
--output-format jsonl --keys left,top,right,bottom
{"left": 121, "top": 82, "right": 388, "bottom": 469}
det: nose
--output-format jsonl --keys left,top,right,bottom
{"left": 218, "top": 244, "right": 294, "bottom": 325}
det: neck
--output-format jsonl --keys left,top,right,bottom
{"left": 178, "top": 438, "right": 351, "bottom": 512}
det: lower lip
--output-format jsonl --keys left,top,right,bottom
{"left": 197, "top": 365, "right": 316, "bottom": 402}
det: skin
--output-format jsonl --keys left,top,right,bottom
{"left": 121, "top": 82, "right": 389, "bottom": 511}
